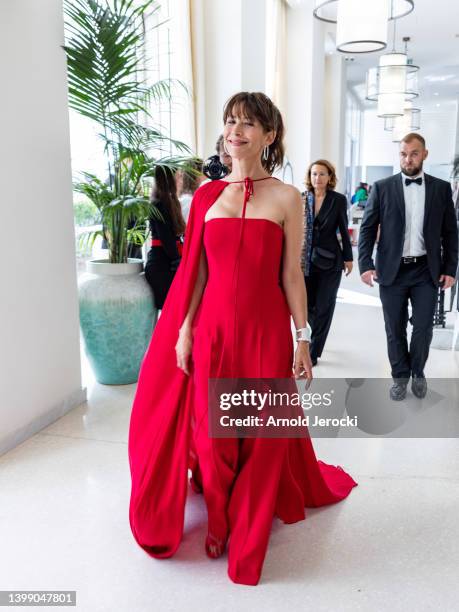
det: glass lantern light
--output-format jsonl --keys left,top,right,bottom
{"left": 313, "top": 0, "right": 414, "bottom": 54}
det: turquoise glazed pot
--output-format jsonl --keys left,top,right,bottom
{"left": 79, "top": 259, "right": 157, "bottom": 385}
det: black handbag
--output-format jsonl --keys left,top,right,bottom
{"left": 311, "top": 246, "right": 336, "bottom": 271}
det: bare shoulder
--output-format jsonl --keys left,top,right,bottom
{"left": 275, "top": 181, "right": 301, "bottom": 203}
{"left": 272, "top": 180, "right": 301, "bottom": 197}
{"left": 273, "top": 181, "right": 303, "bottom": 217}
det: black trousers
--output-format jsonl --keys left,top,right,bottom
{"left": 144, "top": 249, "right": 176, "bottom": 309}
{"left": 305, "top": 264, "right": 342, "bottom": 360}
{"left": 379, "top": 259, "right": 437, "bottom": 379}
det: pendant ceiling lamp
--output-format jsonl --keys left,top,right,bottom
{"left": 313, "top": 0, "right": 414, "bottom": 22}
{"left": 391, "top": 121, "right": 419, "bottom": 142}
{"left": 387, "top": 102, "right": 422, "bottom": 141}
{"left": 366, "top": 36, "right": 419, "bottom": 117}
{"left": 384, "top": 101, "right": 421, "bottom": 132}
{"left": 313, "top": 0, "right": 415, "bottom": 54}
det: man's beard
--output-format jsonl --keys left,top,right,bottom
{"left": 401, "top": 163, "right": 423, "bottom": 177}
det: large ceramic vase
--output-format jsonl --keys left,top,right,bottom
{"left": 79, "top": 259, "right": 157, "bottom": 385}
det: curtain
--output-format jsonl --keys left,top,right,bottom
{"left": 266, "top": 0, "right": 287, "bottom": 118}
{"left": 189, "top": 0, "right": 206, "bottom": 157}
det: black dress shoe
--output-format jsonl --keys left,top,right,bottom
{"left": 390, "top": 381, "right": 407, "bottom": 401}
{"left": 411, "top": 375, "right": 427, "bottom": 399}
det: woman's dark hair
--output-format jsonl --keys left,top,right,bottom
{"left": 151, "top": 166, "right": 186, "bottom": 235}
{"left": 181, "top": 158, "right": 204, "bottom": 194}
{"left": 222, "top": 92, "right": 285, "bottom": 174}
{"left": 305, "top": 159, "right": 338, "bottom": 192}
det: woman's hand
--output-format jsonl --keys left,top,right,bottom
{"left": 293, "top": 341, "right": 313, "bottom": 386}
{"left": 175, "top": 325, "right": 193, "bottom": 375}
{"left": 344, "top": 261, "right": 353, "bottom": 276}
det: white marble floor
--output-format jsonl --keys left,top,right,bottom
{"left": 1, "top": 268, "right": 459, "bottom": 611}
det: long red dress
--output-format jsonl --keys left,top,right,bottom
{"left": 128, "top": 178, "right": 357, "bottom": 586}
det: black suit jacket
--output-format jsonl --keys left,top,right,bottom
{"left": 358, "top": 173, "right": 458, "bottom": 286}
{"left": 311, "top": 190, "right": 353, "bottom": 271}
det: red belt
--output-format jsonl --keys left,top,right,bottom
{"left": 152, "top": 238, "right": 183, "bottom": 256}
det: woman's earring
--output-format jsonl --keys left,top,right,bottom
{"left": 223, "top": 140, "right": 231, "bottom": 155}
{"left": 262, "top": 145, "right": 269, "bottom": 161}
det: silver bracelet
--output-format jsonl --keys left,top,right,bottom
{"left": 295, "top": 324, "right": 312, "bottom": 342}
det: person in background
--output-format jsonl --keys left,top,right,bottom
{"left": 216, "top": 133, "right": 232, "bottom": 174}
{"left": 144, "top": 166, "right": 186, "bottom": 309}
{"left": 359, "top": 133, "right": 458, "bottom": 401}
{"left": 351, "top": 182, "right": 369, "bottom": 208}
{"left": 302, "top": 159, "right": 353, "bottom": 366}
{"left": 201, "top": 135, "right": 232, "bottom": 183}
{"left": 176, "top": 158, "right": 205, "bottom": 223}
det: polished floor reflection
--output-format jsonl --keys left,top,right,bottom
{"left": 1, "top": 264, "right": 458, "bottom": 611}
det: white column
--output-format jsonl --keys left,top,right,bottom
{"left": 241, "top": 0, "right": 267, "bottom": 92}
{"left": 201, "top": 0, "right": 242, "bottom": 157}
{"left": 198, "top": 0, "right": 267, "bottom": 158}
{"left": 454, "top": 100, "right": 459, "bottom": 162}
{"left": 0, "top": 0, "right": 85, "bottom": 455}
{"left": 323, "top": 54, "right": 347, "bottom": 192}
{"left": 285, "top": 0, "right": 325, "bottom": 189}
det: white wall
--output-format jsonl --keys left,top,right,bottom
{"left": 242, "top": 0, "right": 266, "bottom": 92}
{"left": 285, "top": 0, "right": 325, "bottom": 188}
{"left": 195, "top": 0, "right": 329, "bottom": 188}
{"left": 361, "top": 109, "right": 399, "bottom": 170}
{"left": 199, "top": 0, "right": 267, "bottom": 158}
{"left": 455, "top": 102, "right": 459, "bottom": 161}
{"left": 361, "top": 103, "right": 458, "bottom": 181}
{"left": 201, "top": 0, "right": 239, "bottom": 156}
{"left": 323, "top": 54, "right": 347, "bottom": 191}
{"left": 422, "top": 102, "right": 458, "bottom": 179}
{"left": 193, "top": 0, "right": 329, "bottom": 186}
{"left": 0, "top": 0, "right": 85, "bottom": 455}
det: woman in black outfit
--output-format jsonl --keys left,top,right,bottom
{"left": 144, "top": 167, "right": 186, "bottom": 309}
{"left": 302, "top": 159, "right": 353, "bottom": 365}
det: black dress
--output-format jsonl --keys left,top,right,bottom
{"left": 144, "top": 200, "right": 182, "bottom": 309}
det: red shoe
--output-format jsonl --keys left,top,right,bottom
{"left": 205, "top": 533, "right": 227, "bottom": 559}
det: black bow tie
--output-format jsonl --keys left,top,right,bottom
{"left": 405, "top": 177, "right": 423, "bottom": 186}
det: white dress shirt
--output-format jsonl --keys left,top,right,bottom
{"left": 179, "top": 193, "right": 193, "bottom": 223}
{"left": 401, "top": 171, "right": 426, "bottom": 257}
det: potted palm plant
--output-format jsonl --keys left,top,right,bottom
{"left": 64, "top": 0, "right": 190, "bottom": 384}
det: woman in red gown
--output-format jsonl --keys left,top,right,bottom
{"left": 128, "top": 92, "right": 357, "bottom": 586}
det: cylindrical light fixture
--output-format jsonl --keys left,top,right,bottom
{"left": 377, "top": 93, "right": 406, "bottom": 117}
{"left": 379, "top": 53, "right": 407, "bottom": 92}
{"left": 385, "top": 101, "right": 421, "bottom": 131}
{"left": 406, "top": 66, "right": 419, "bottom": 99}
{"left": 392, "top": 122, "right": 416, "bottom": 142}
{"left": 336, "top": 0, "right": 390, "bottom": 53}
{"left": 313, "top": 0, "right": 414, "bottom": 23}
{"left": 391, "top": 102, "right": 422, "bottom": 141}
{"left": 366, "top": 52, "right": 419, "bottom": 117}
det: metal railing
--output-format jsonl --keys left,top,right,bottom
{"left": 434, "top": 279, "right": 458, "bottom": 328}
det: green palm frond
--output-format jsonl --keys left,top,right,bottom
{"left": 78, "top": 228, "right": 104, "bottom": 254}
{"left": 99, "top": 120, "right": 192, "bottom": 154}
{"left": 102, "top": 194, "right": 160, "bottom": 262}
{"left": 64, "top": 0, "right": 192, "bottom": 263}
{"left": 64, "top": 0, "right": 151, "bottom": 128}
{"left": 127, "top": 227, "right": 150, "bottom": 246}
{"left": 63, "top": 0, "right": 189, "bottom": 148}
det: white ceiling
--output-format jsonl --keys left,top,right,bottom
{"left": 325, "top": 0, "right": 459, "bottom": 110}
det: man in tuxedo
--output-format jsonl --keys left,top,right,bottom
{"left": 358, "top": 133, "right": 458, "bottom": 400}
